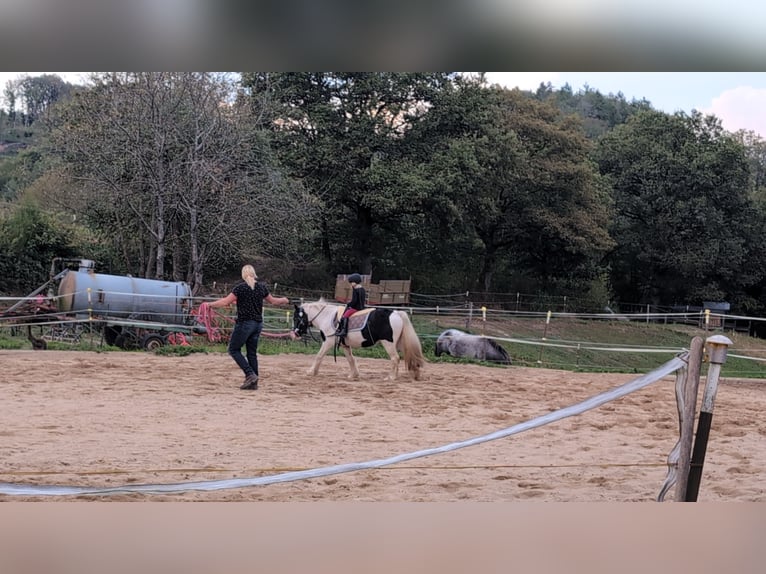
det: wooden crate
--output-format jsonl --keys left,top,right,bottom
{"left": 334, "top": 283, "right": 351, "bottom": 302}
{"left": 382, "top": 280, "right": 408, "bottom": 292}
{"left": 335, "top": 275, "right": 410, "bottom": 305}
{"left": 366, "top": 284, "right": 382, "bottom": 305}
{"left": 335, "top": 274, "right": 372, "bottom": 302}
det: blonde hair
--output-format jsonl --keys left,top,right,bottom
{"left": 241, "top": 265, "right": 258, "bottom": 289}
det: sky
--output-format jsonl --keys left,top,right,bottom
{"left": 1, "top": 72, "right": 765, "bottom": 138}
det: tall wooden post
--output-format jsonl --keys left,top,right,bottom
{"left": 673, "top": 336, "right": 704, "bottom": 501}
{"left": 657, "top": 337, "right": 704, "bottom": 502}
{"left": 684, "top": 334, "right": 732, "bottom": 502}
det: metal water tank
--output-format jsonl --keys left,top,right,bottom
{"left": 57, "top": 267, "right": 193, "bottom": 325}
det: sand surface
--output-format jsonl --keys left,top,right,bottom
{"left": 1, "top": 349, "right": 764, "bottom": 501}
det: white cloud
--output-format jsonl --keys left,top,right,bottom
{"left": 702, "top": 86, "right": 766, "bottom": 138}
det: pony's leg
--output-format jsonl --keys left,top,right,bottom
{"left": 380, "top": 340, "right": 400, "bottom": 380}
{"left": 340, "top": 345, "right": 360, "bottom": 380}
{"left": 308, "top": 338, "right": 335, "bottom": 376}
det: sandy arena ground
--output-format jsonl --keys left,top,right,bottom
{"left": 1, "top": 349, "right": 765, "bottom": 501}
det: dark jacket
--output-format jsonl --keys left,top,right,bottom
{"left": 346, "top": 285, "right": 366, "bottom": 312}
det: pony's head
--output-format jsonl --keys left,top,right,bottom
{"left": 292, "top": 303, "right": 309, "bottom": 337}
{"left": 435, "top": 329, "right": 464, "bottom": 357}
{"left": 292, "top": 298, "right": 328, "bottom": 338}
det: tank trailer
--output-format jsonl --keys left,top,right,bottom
{"left": 2, "top": 258, "right": 203, "bottom": 350}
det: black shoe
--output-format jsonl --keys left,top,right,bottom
{"left": 240, "top": 374, "right": 259, "bottom": 390}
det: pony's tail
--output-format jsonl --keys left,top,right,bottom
{"left": 396, "top": 311, "right": 426, "bottom": 380}
{"left": 488, "top": 339, "right": 512, "bottom": 365}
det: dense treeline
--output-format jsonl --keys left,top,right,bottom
{"left": 1, "top": 72, "right": 766, "bottom": 316}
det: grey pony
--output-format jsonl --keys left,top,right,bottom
{"left": 434, "top": 329, "right": 511, "bottom": 364}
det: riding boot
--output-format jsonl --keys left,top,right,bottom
{"left": 335, "top": 317, "right": 349, "bottom": 341}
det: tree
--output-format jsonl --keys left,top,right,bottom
{"left": 534, "top": 83, "right": 652, "bottom": 139}
{"left": 46, "top": 72, "right": 313, "bottom": 292}
{"left": 595, "top": 109, "right": 764, "bottom": 308}
{"left": 734, "top": 129, "right": 766, "bottom": 195}
{"left": 0, "top": 147, "right": 47, "bottom": 200}
{"left": 0, "top": 201, "right": 76, "bottom": 294}
{"left": 3, "top": 79, "right": 19, "bottom": 128}
{"left": 409, "top": 82, "right": 614, "bottom": 293}
{"left": 18, "top": 74, "right": 72, "bottom": 126}
{"left": 241, "top": 72, "right": 457, "bottom": 276}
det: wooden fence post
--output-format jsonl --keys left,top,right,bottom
{"left": 537, "top": 310, "right": 551, "bottom": 365}
{"left": 673, "top": 336, "right": 704, "bottom": 501}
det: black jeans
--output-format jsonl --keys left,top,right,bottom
{"left": 228, "top": 320, "right": 263, "bottom": 377}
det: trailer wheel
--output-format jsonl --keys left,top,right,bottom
{"left": 141, "top": 334, "right": 166, "bottom": 351}
{"left": 115, "top": 330, "right": 140, "bottom": 350}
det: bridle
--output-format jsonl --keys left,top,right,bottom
{"left": 293, "top": 304, "right": 327, "bottom": 340}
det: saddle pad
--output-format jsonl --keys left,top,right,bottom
{"left": 336, "top": 307, "right": 375, "bottom": 331}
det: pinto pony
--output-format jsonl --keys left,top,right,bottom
{"left": 435, "top": 329, "right": 511, "bottom": 365}
{"left": 292, "top": 298, "right": 425, "bottom": 381}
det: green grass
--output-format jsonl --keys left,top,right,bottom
{"left": 4, "top": 313, "right": 766, "bottom": 378}
{"left": 410, "top": 313, "right": 766, "bottom": 378}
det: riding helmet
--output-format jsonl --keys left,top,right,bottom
{"left": 348, "top": 273, "right": 362, "bottom": 284}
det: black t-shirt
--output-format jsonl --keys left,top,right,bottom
{"left": 231, "top": 281, "right": 270, "bottom": 322}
